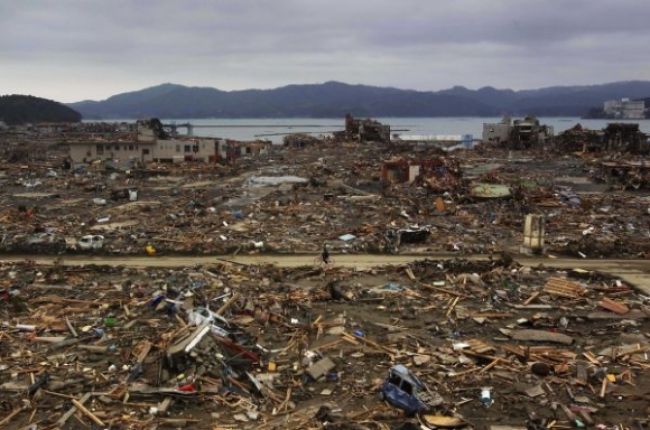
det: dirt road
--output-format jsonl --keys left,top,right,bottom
{"left": 2, "top": 253, "right": 650, "bottom": 295}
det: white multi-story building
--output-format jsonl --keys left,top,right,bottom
{"left": 482, "top": 116, "right": 512, "bottom": 144}
{"left": 603, "top": 98, "right": 645, "bottom": 119}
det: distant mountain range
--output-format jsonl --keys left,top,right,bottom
{"left": 68, "top": 81, "right": 650, "bottom": 119}
{"left": 0, "top": 95, "right": 81, "bottom": 125}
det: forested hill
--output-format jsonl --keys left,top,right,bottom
{"left": 68, "top": 80, "right": 650, "bottom": 119}
{"left": 0, "top": 95, "right": 82, "bottom": 125}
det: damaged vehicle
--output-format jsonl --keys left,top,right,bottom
{"left": 380, "top": 364, "right": 442, "bottom": 416}
{"left": 76, "top": 234, "right": 105, "bottom": 251}
{"left": 10, "top": 232, "right": 67, "bottom": 253}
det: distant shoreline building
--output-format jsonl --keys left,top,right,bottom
{"left": 603, "top": 98, "right": 645, "bottom": 119}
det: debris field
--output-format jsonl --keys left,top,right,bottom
{"left": 1, "top": 258, "right": 649, "bottom": 429}
{"left": 1, "top": 129, "right": 650, "bottom": 259}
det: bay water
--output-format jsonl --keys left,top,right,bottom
{"left": 96, "top": 117, "right": 650, "bottom": 143}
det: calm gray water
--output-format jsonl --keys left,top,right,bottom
{"left": 96, "top": 117, "right": 650, "bottom": 143}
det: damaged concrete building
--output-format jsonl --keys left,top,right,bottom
{"left": 482, "top": 115, "right": 554, "bottom": 149}
{"left": 334, "top": 114, "right": 391, "bottom": 143}
{"left": 510, "top": 116, "right": 554, "bottom": 149}
{"left": 482, "top": 116, "right": 512, "bottom": 144}
{"left": 217, "top": 139, "right": 271, "bottom": 162}
{"left": 67, "top": 118, "right": 271, "bottom": 164}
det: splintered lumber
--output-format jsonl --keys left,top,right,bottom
{"left": 216, "top": 293, "right": 239, "bottom": 315}
{"left": 583, "top": 351, "right": 601, "bottom": 365}
{"left": 65, "top": 317, "right": 78, "bottom": 337}
{"left": 598, "top": 297, "right": 629, "bottom": 315}
{"left": 136, "top": 340, "right": 152, "bottom": 363}
{"left": 0, "top": 407, "right": 24, "bottom": 427}
{"left": 543, "top": 277, "right": 586, "bottom": 298}
{"left": 421, "top": 283, "right": 467, "bottom": 297}
{"left": 445, "top": 296, "right": 460, "bottom": 317}
{"left": 450, "top": 358, "right": 501, "bottom": 377}
{"left": 599, "top": 377, "right": 608, "bottom": 398}
{"left": 466, "top": 338, "right": 495, "bottom": 354}
{"left": 523, "top": 291, "right": 540, "bottom": 306}
{"left": 72, "top": 398, "right": 105, "bottom": 427}
{"left": 597, "top": 343, "right": 649, "bottom": 358}
{"left": 511, "top": 329, "right": 574, "bottom": 345}
{"left": 527, "top": 346, "right": 576, "bottom": 363}
{"left": 576, "top": 364, "right": 588, "bottom": 384}
{"left": 56, "top": 392, "right": 92, "bottom": 426}
{"left": 404, "top": 267, "right": 416, "bottom": 281}
{"left": 587, "top": 310, "right": 647, "bottom": 320}
{"left": 341, "top": 331, "right": 397, "bottom": 356}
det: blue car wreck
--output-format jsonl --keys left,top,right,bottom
{"left": 380, "top": 365, "right": 440, "bottom": 416}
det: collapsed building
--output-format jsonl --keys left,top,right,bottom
{"left": 217, "top": 139, "right": 271, "bottom": 162}
{"left": 554, "top": 123, "right": 650, "bottom": 189}
{"left": 554, "top": 123, "right": 602, "bottom": 153}
{"left": 555, "top": 123, "right": 648, "bottom": 154}
{"left": 510, "top": 116, "right": 554, "bottom": 149}
{"left": 334, "top": 114, "right": 391, "bottom": 143}
{"left": 381, "top": 157, "right": 463, "bottom": 193}
{"left": 283, "top": 133, "right": 324, "bottom": 148}
{"left": 482, "top": 115, "right": 554, "bottom": 149}
{"left": 602, "top": 123, "right": 648, "bottom": 153}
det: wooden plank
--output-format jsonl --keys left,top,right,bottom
{"left": 72, "top": 398, "right": 105, "bottom": 427}
{"left": 56, "top": 392, "right": 92, "bottom": 426}
{"left": 543, "top": 277, "right": 586, "bottom": 298}
{"left": 598, "top": 298, "right": 629, "bottom": 315}
{"left": 511, "top": 329, "right": 573, "bottom": 345}
{"left": 466, "top": 338, "right": 495, "bottom": 354}
{"left": 523, "top": 291, "right": 540, "bottom": 305}
{"left": 0, "top": 407, "right": 24, "bottom": 427}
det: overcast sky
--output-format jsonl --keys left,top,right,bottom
{"left": 1, "top": 0, "right": 649, "bottom": 103}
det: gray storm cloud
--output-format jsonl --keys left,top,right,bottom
{"left": 1, "top": 0, "right": 649, "bottom": 102}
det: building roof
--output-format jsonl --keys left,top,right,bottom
{"left": 67, "top": 139, "right": 154, "bottom": 146}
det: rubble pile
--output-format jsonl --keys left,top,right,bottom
{"left": 554, "top": 124, "right": 602, "bottom": 153}
{"left": 1, "top": 259, "right": 649, "bottom": 428}
{"left": 591, "top": 159, "right": 650, "bottom": 190}
{"left": 554, "top": 123, "right": 650, "bottom": 191}
{"left": 283, "top": 133, "right": 327, "bottom": 148}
